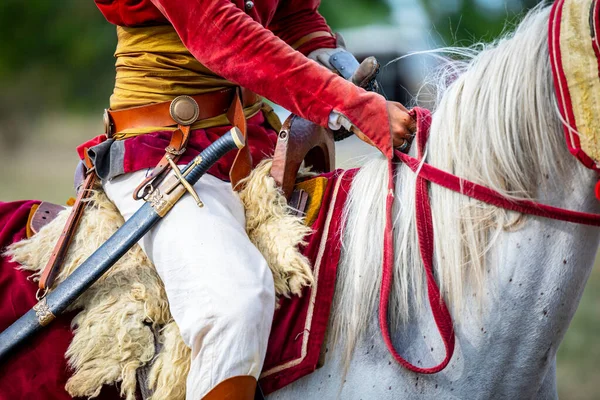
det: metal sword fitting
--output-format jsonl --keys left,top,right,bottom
{"left": 33, "top": 298, "right": 55, "bottom": 327}
{"left": 146, "top": 126, "right": 243, "bottom": 215}
{"left": 230, "top": 126, "right": 246, "bottom": 149}
{"left": 170, "top": 95, "right": 200, "bottom": 126}
{"left": 166, "top": 156, "right": 204, "bottom": 208}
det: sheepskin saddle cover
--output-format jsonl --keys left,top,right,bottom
{"left": 0, "top": 162, "right": 357, "bottom": 398}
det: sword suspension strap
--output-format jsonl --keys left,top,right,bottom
{"left": 38, "top": 149, "right": 98, "bottom": 296}
{"left": 133, "top": 123, "right": 192, "bottom": 200}
{"left": 132, "top": 90, "right": 252, "bottom": 198}
{"left": 37, "top": 92, "right": 251, "bottom": 295}
{"left": 227, "top": 88, "right": 252, "bottom": 190}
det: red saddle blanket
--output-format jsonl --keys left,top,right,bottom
{"left": 0, "top": 201, "right": 119, "bottom": 400}
{"left": 0, "top": 169, "right": 356, "bottom": 399}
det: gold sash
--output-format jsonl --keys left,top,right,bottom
{"left": 110, "top": 25, "right": 275, "bottom": 138}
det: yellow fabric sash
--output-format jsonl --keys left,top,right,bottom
{"left": 110, "top": 26, "right": 270, "bottom": 137}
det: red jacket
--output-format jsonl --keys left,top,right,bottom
{"left": 95, "top": 0, "right": 336, "bottom": 56}
{"left": 94, "top": 0, "right": 392, "bottom": 157}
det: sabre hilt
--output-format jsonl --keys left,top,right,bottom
{"left": 182, "top": 127, "right": 245, "bottom": 183}
{"left": 146, "top": 127, "right": 244, "bottom": 216}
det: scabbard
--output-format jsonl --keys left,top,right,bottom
{"left": 0, "top": 128, "right": 244, "bottom": 362}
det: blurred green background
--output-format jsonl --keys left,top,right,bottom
{"left": 0, "top": 0, "right": 598, "bottom": 398}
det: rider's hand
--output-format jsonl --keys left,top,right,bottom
{"left": 387, "top": 101, "right": 416, "bottom": 149}
{"left": 333, "top": 100, "right": 416, "bottom": 151}
{"left": 352, "top": 101, "right": 416, "bottom": 149}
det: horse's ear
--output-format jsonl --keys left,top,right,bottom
{"left": 270, "top": 115, "right": 335, "bottom": 200}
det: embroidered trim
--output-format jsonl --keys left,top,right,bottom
{"left": 260, "top": 169, "right": 348, "bottom": 378}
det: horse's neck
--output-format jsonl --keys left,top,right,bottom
{"left": 478, "top": 164, "right": 600, "bottom": 336}
{"left": 454, "top": 166, "right": 600, "bottom": 393}
{"left": 389, "top": 162, "right": 600, "bottom": 398}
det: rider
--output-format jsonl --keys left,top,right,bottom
{"left": 85, "top": 0, "right": 414, "bottom": 398}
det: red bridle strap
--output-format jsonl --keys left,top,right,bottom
{"left": 378, "top": 107, "right": 600, "bottom": 375}
{"left": 379, "top": 108, "right": 454, "bottom": 374}
{"left": 396, "top": 109, "right": 600, "bottom": 227}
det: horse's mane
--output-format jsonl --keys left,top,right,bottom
{"left": 333, "top": 4, "right": 581, "bottom": 365}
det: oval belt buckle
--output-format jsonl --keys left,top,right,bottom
{"left": 103, "top": 109, "right": 113, "bottom": 138}
{"left": 170, "top": 95, "right": 200, "bottom": 126}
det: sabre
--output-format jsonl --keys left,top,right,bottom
{"left": 0, "top": 127, "right": 245, "bottom": 362}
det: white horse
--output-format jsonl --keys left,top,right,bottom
{"left": 3, "top": 4, "right": 598, "bottom": 399}
{"left": 272, "top": 5, "right": 599, "bottom": 399}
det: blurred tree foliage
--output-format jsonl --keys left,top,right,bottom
{"left": 0, "top": 0, "right": 116, "bottom": 147}
{"left": 0, "top": 0, "right": 116, "bottom": 112}
{"left": 319, "top": 0, "right": 390, "bottom": 29}
{"left": 421, "top": 0, "right": 543, "bottom": 46}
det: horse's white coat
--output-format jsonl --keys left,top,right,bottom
{"left": 270, "top": 5, "right": 600, "bottom": 399}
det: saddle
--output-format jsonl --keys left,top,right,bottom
{"left": 271, "top": 115, "right": 335, "bottom": 201}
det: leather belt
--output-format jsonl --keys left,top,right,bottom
{"left": 101, "top": 86, "right": 256, "bottom": 199}
{"left": 103, "top": 87, "right": 259, "bottom": 138}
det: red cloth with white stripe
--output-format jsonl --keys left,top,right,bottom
{"left": 260, "top": 169, "right": 357, "bottom": 394}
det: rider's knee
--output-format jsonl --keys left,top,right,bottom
{"left": 219, "top": 263, "right": 275, "bottom": 327}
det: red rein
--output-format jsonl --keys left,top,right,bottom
{"left": 379, "top": 107, "right": 600, "bottom": 374}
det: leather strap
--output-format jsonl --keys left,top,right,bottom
{"left": 396, "top": 108, "right": 600, "bottom": 226}
{"left": 228, "top": 88, "right": 252, "bottom": 190}
{"left": 106, "top": 87, "right": 259, "bottom": 137}
{"left": 116, "top": 86, "right": 254, "bottom": 198}
{"left": 28, "top": 202, "right": 67, "bottom": 238}
{"left": 25, "top": 204, "right": 39, "bottom": 239}
{"left": 133, "top": 124, "right": 191, "bottom": 199}
{"left": 380, "top": 107, "right": 600, "bottom": 375}
{"left": 38, "top": 150, "right": 98, "bottom": 292}
{"left": 379, "top": 108, "right": 455, "bottom": 374}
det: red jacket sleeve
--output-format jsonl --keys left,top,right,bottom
{"left": 267, "top": 0, "right": 336, "bottom": 56}
{"left": 150, "top": 0, "right": 392, "bottom": 158}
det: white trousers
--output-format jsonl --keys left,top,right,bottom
{"left": 103, "top": 169, "right": 275, "bottom": 399}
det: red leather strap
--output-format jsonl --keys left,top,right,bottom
{"left": 133, "top": 124, "right": 191, "bottom": 200}
{"left": 379, "top": 109, "right": 454, "bottom": 374}
{"left": 380, "top": 106, "right": 600, "bottom": 375}
{"left": 396, "top": 108, "right": 600, "bottom": 227}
